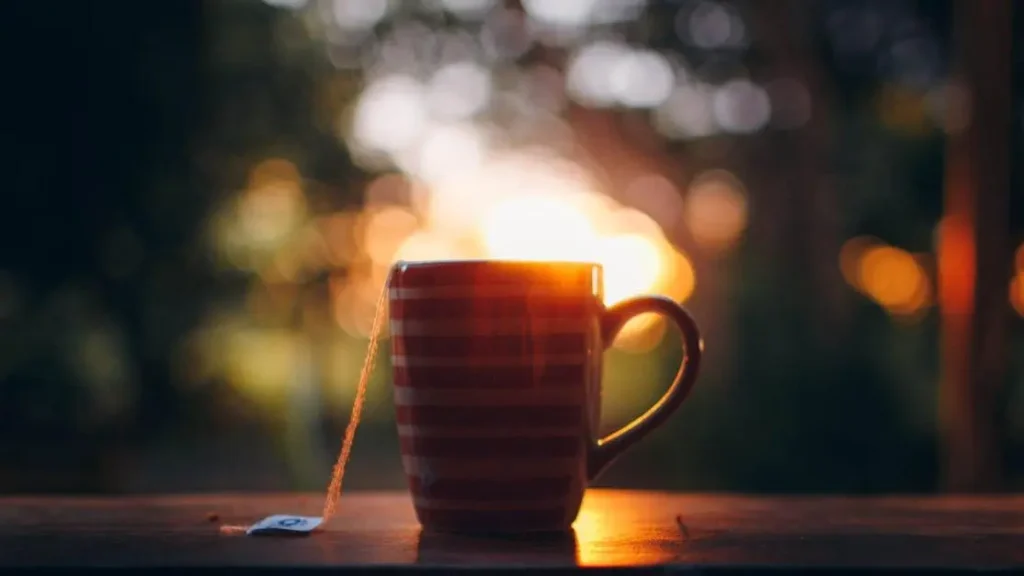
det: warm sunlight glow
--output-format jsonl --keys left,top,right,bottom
{"left": 665, "top": 249, "right": 697, "bottom": 304}
{"left": 596, "top": 234, "right": 668, "bottom": 351}
{"left": 475, "top": 189, "right": 686, "bottom": 349}
{"left": 481, "top": 195, "right": 599, "bottom": 262}
{"left": 394, "top": 230, "right": 468, "bottom": 262}
{"left": 306, "top": 150, "right": 696, "bottom": 349}
{"left": 597, "top": 234, "right": 662, "bottom": 305}
{"left": 574, "top": 493, "right": 677, "bottom": 565}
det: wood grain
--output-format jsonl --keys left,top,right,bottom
{"left": 0, "top": 490, "right": 1020, "bottom": 570}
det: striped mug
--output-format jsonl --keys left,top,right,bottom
{"left": 388, "top": 259, "right": 703, "bottom": 534}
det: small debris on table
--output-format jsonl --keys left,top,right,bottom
{"left": 675, "top": 514, "right": 690, "bottom": 539}
{"left": 206, "top": 512, "right": 220, "bottom": 523}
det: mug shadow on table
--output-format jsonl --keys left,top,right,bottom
{"left": 415, "top": 528, "right": 579, "bottom": 567}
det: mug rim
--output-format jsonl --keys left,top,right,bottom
{"left": 393, "top": 258, "right": 602, "bottom": 272}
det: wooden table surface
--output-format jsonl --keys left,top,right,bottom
{"left": 0, "top": 490, "right": 1021, "bottom": 573}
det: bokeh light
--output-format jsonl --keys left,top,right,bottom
{"left": 223, "top": 327, "right": 303, "bottom": 407}
{"left": 858, "top": 246, "right": 930, "bottom": 313}
{"left": 653, "top": 84, "right": 717, "bottom": 140}
{"left": 840, "top": 237, "right": 932, "bottom": 319}
{"left": 408, "top": 122, "right": 489, "bottom": 184}
{"left": 680, "top": 0, "right": 746, "bottom": 50}
{"left": 609, "top": 49, "right": 675, "bottom": 108}
{"left": 210, "top": 158, "right": 308, "bottom": 274}
{"left": 1011, "top": 273, "right": 1024, "bottom": 318}
{"left": 683, "top": 169, "right": 749, "bottom": 253}
{"left": 567, "top": 41, "right": 675, "bottom": 109}
{"left": 712, "top": 79, "right": 772, "bottom": 134}
{"left": 624, "top": 174, "right": 684, "bottom": 233}
{"left": 426, "top": 61, "right": 493, "bottom": 121}
{"left": 362, "top": 206, "right": 419, "bottom": 265}
{"left": 440, "top": 0, "right": 499, "bottom": 20}
{"left": 350, "top": 75, "right": 429, "bottom": 157}
{"left": 238, "top": 169, "right": 306, "bottom": 248}
{"left": 566, "top": 40, "right": 633, "bottom": 108}
{"left": 331, "top": 0, "right": 390, "bottom": 31}
{"left": 1012, "top": 243, "right": 1024, "bottom": 318}
{"left": 522, "top": 0, "right": 599, "bottom": 29}
{"left": 263, "top": 0, "right": 308, "bottom": 10}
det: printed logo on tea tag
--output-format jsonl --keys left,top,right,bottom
{"left": 246, "top": 515, "right": 323, "bottom": 536}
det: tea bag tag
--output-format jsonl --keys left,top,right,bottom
{"left": 246, "top": 515, "right": 323, "bottom": 536}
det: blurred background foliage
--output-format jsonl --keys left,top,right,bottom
{"left": 0, "top": 0, "right": 1021, "bottom": 494}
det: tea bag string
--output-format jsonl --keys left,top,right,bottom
{"left": 320, "top": 273, "right": 389, "bottom": 522}
{"left": 219, "top": 268, "right": 392, "bottom": 534}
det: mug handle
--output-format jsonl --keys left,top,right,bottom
{"left": 587, "top": 296, "right": 704, "bottom": 480}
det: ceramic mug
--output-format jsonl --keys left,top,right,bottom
{"left": 388, "top": 260, "right": 702, "bottom": 533}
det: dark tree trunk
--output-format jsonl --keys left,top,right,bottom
{"left": 939, "top": 0, "right": 1014, "bottom": 492}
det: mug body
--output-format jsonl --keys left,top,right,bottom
{"left": 389, "top": 260, "right": 604, "bottom": 533}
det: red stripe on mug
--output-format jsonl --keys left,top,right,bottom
{"left": 392, "top": 354, "right": 585, "bottom": 368}
{"left": 390, "top": 317, "right": 590, "bottom": 337}
{"left": 392, "top": 364, "right": 587, "bottom": 388}
{"left": 401, "top": 455, "right": 581, "bottom": 478}
{"left": 395, "top": 405, "right": 584, "bottom": 428}
{"left": 399, "top": 435, "right": 582, "bottom": 458}
{"left": 398, "top": 424, "right": 581, "bottom": 438}
{"left": 394, "top": 386, "right": 584, "bottom": 407}
{"left": 389, "top": 297, "right": 595, "bottom": 321}
{"left": 392, "top": 333, "right": 589, "bottom": 358}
